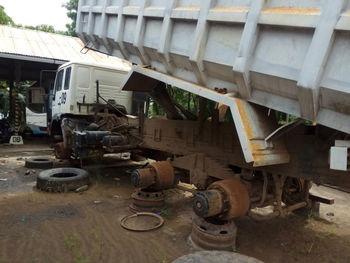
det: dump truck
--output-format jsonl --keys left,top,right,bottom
{"left": 75, "top": 0, "right": 350, "bottom": 227}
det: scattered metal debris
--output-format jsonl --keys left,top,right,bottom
{"left": 75, "top": 185, "right": 89, "bottom": 193}
{"left": 120, "top": 212, "right": 164, "bottom": 232}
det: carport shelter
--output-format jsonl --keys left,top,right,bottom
{"left": 0, "top": 24, "right": 124, "bottom": 130}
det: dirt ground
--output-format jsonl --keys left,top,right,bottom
{"left": 0, "top": 138, "right": 350, "bottom": 263}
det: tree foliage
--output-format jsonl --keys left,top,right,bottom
{"left": 0, "top": 2, "right": 79, "bottom": 36}
{"left": 148, "top": 86, "right": 199, "bottom": 119}
{"left": 0, "top": 81, "right": 33, "bottom": 118}
{"left": 0, "top": 82, "right": 9, "bottom": 117}
{"left": 0, "top": 4, "right": 67, "bottom": 35}
{"left": 63, "top": 0, "right": 79, "bottom": 36}
{"left": 0, "top": 5, "right": 14, "bottom": 26}
{"left": 23, "top": 24, "right": 56, "bottom": 33}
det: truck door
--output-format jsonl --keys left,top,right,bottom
{"left": 52, "top": 69, "right": 64, "bottom": 117}
{"left": 61, "top": 66, "right": 72, "bottom": 114}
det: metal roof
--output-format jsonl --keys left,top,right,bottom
{"left": 0, "top": 24, "right": 131, "bottom": 68}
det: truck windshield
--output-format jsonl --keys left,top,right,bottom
{"left": 55, "top": 69, "right": 64, "bottom": 92}
{"left": 64, "top": 67, "right": 71, "bottom": 90}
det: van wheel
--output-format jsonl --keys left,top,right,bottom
{"left": 54, "top": 142, "right": 71, "bottom": 159}
{"left": 36, "top": 168, "right": 89, "bottom": 192}
{"left": 25, "top": 157, "right": 54, "bottom": 169}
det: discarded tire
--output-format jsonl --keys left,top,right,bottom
{"left": 172, "top": 251, "right": 263, "bottom": 263}
{"left": 36, "top": 168, "right": 89, "bottom": 192}
{"left": 25, "top": 157, "right": 54, "bottom": 169}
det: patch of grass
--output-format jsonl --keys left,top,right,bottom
{"left": 299, "top": 248, "right": 306, "bottom": 255}
{"left": 155, "top": 249, "right": 168, "bottom": 263}
{"left": 160, "top": 208, "right": 172, "bottom": 217}
{"left": 315, "top": 228, "right": 337, "bottom": 240}
{"left": 27, "top": 193, "right": 36, "bottom": 202}
{"left": 316, "top": 233, "right": 325, "bottom": 240}
{"left": 163, "top": 225, "right": 174, "bottom": 232}
{"left": 307, "top": 242, "right": 314, "bottom": 254}
{"left": 63, "top": 233, "right": 89, "bottom": 263}
{"left": 326, "top": 228, "right": 336, "bottom": 236}
{"left": 89, "top": 227, "right": 104, "bottom": 260}
{"left": 64, "top": 233, "right": 77, "bottom": 250}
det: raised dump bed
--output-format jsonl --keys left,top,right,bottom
{"left": 75, "top": 0, "right": 350, "bottom": 226}
{"left": 76, "top": 0, "right": 350, "bottom": 134}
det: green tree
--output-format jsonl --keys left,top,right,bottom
{"left": 0, "top": 82, "right": 9, "bottom": 117}
{"left": 63, "top": 0, "right": 79, "bottom": 36}
{"left": 23, "top": 24, "right": 56, "bottom": 33}
{"left": 0, "top": 5, "right": 14, "bottom": 26}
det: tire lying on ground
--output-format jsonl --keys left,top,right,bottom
{"left": 25, "top": 157, "right": 54, "bottom": 169}
{"left": 36, "top": 168, "right": 89, "bottom": 192}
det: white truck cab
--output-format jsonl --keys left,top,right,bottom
{"left": 50, "top": 60, "right": 137, "bottom": 159}
{"left": 52, "top": 61, "right": 131, "bottom": 119}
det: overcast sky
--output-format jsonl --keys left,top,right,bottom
{"left": 0, "top": 0, "right": 71, "bottom": 31}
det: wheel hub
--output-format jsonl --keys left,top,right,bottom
{"left": 129, "top": 189, "right": 165, "bottom": 212}
{"left": 189, "top": 215, "right": 237, "bottom": 251}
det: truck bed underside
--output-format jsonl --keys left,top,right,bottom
{"left": 140, "top": 118, "right": 350, "bottom": 189}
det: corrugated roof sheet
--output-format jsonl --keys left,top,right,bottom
{"left": 0, "top": 24, "right": 131, "bottom": 69}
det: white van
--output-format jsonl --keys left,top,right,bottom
{"left": 26, "top": 86, "right": 47, "bottom": 134}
